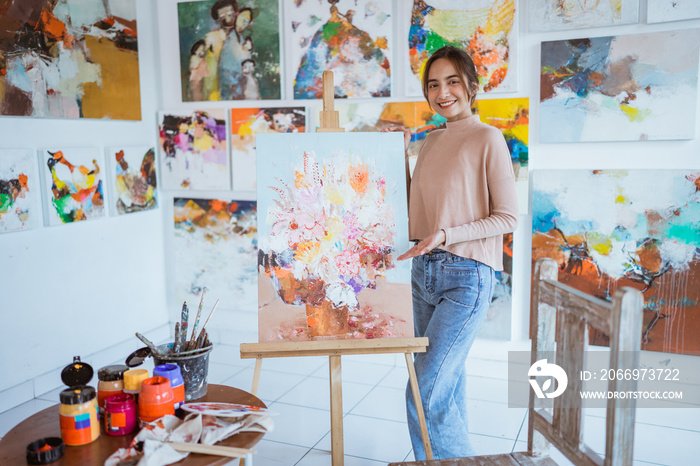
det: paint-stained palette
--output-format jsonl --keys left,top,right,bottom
{"left": 0, "top": 149, "right": 40, "bottom": 233}
{"left": 182, "top": 402, "right": 270, "bottom": 417}
{"left": 0, "top": 0, "right": 141, "bottom": 119}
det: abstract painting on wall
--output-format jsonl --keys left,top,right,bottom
{"left": 173, "top": 198, "right": 258, "bottom": 313}
{"left": 474, "top": 97, "right": 529, "bottom": 214}
{"left": 0, "top": 0, "right": 141, "bottom": 119}
{"left": 540, "top": 29, "right": 700, "bottom": 143}
{"left": 289, "top": 0, "right": 392, "bottom": 99}
{"left": 256, "top": 132, "right": 413, "bottom": 342}
{"left": 230, "top": 107, "right": 306, "bottom": 191}
{"left": 479, "top": 232, "right": 513, "bottom": 340}
{"left": 39, "top": 147, "right": 106, "bottom": 225}
{"left": 532, "top": 170, "right": 700, "bottom": 355}
{"left": 107, "top": 146, "right": 158, "bottom": 215}
{"left": 158, "top": 109, "right": 230, "bottom": 190}
{"left": 0, "top": 149, "right": 40, "bottom": 233}
{"left": 177, "top": 0, "right": 281, "bottom": 101}
{"left": 529, "top": 0, "right": 639, "bottom": 31}
{"left": 404, "top": 0, "right": 518, "bottom": 96}
{"left": 648, "top": 1, "right": 700, "bottom": 24}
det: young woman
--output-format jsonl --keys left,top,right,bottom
{"left": 393, "top": 46, "right": 519, "bottom": 459}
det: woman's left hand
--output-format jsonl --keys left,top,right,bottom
{"left": 397, "top": 229, "right": 446, "bottom": 261}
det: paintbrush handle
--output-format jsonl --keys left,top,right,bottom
{"left": 168, "top": 442, "right": 255, "bottom": 458}
{"left": 135, "top": 332, "right": 162, "bottom": 355}
{"left": 174, "top": 322, "right": 181, "bottom": 353}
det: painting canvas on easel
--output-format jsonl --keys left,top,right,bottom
{"left": 256, "top": 132, "right": 413, "bottom": 342}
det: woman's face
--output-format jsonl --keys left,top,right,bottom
{"left": 426, "top": 58, "right": 472, "bottom": 122}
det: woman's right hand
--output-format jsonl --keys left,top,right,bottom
{"left": 381, "top": 125, "right": 411, "bottom": 153}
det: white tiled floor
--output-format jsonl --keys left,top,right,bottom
{"left": 2, "top": 337, "right": 699, "bottom": 466}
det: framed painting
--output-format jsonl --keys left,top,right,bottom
{"left": 39, "top": 147, "right": 106, "bottom": 226}
{"left": 106, "top": 146, "right": 158, "bottom": 215}
{"left": 540, "top": 29, "right": 700, "bottom": 142}
{"left": 0, "top": 149, "right": 40, "bottom": 233}
{"left": 173, "top": 197, "right": 258, "bottom": 313}
{"left": 177, "top": 0, "right": 281, "bottom": 101}
{"left": 404, "top": 0, "right": 518, "bottom": 96}
{"left": 288, "top": 0, "right": 392, "bottom": 99}
{"left": 0, "top": 0, "right": 140, "bottom": 119}
{"left": 529, "top": 0, "right": 639, "bottom": 32}
{"left": 478, "top": 232, "right": 513, "bottom": 340}
{"left": 647, "top": 1, "right": 700, "bottom": 24}
{"left": 532, "top": 170, "right": 700, "bottom": 355}
{"left": 256, "top": 132, "right": 413, "bottom": 341}
{"left": 158, "top": 109, "right": 230, "bottom": 190}
{"left": 230, "top": 107, "right": 306, "bottom": 191}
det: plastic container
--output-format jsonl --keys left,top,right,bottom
{"left": 58, "top": 356, "right": 100, "bottom": 446}
{"left": 152, "top": 344, "right": 213, "bottom": 401}
{"left": 153, "top": 364, "right": 185, "bottom": 410}
{"left": 97, "top": 364, "right": 127, "bottom": 413}
{"left": 138, "top": 376, "right": 175, "bottom": 424}
{"left": 123, "top": 368, "right": 149, "bottom": 402}
{"left": 104, "top": 393, "right": 137, "bottom": 436}
{"left": 26, "top": 437, "right": 64, "bottom": 464}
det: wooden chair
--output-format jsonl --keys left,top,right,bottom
{"left": 389, "top": 257, "right": 644, "bottom": 466}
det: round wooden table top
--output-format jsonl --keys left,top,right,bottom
{"left": 0, "top": 384, "right": 267, "bottom": 466}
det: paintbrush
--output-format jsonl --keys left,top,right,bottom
{"left": 187, "top": 288, "right": 207, "bottom": 350}
{"left": 173, "top": 322, "right": 181, "bottom": 353}
{"left": 180, "top": 301, "right": 189, "bottom": 351}
{"left": 194, "top": 299, "right": 219, "bottom": 344}
{"left": 135, "top": 332, "right": 163, "bottom": 355}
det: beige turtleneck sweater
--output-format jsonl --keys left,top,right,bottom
{"left": 408, "top": 114, "right": 518, "bottom": 271}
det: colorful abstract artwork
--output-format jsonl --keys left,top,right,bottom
{"left": 0, "top": 0, "right": 140, "bottom": 119}
{"left": 528, "top": 0, "right": 639, "bottom": 31}
{"left": 540, "top": 30, "right": 700, "bottom": 143}
{"left": 532, "top": 170, "right": 700, "bottom": 355}
{"left": 256, "top": 132, "right": 413, "bottom": 342}
{"left": 474, "top": 98, "right": 529, "bottom": 214}
{"left": 40, "top": 147, "right": 106, "bottom": 225}
{"left": 0, "top": 149, "right": 39, "bottom": 233}
{"left": 230, "top": 107, "right": 306, "bottom": 191}
{"left": 648, "top": 1, "right": 700, "bottom": 24}
{"left": 107, "top": 146, "right": 158, "bottom": 215}
{"left": 289, "top": 0, "right": 392, "bottom": 99}
{"left": 173, "top": 198, "right": 258, "bottom": 312}
{"left": 479, "top": 232, "right": 513, "bottom": 340}
{"left": 158, "top": 109, "right": 230, "bottom": 190}
{"left": 405, "top": 0, "right": 517, "bottom": 96}
{"left": 177, "top": 0, "right": 281, "bottom": 102}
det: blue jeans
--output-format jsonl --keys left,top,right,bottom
{"left": 406, "top": 250, "right": 495, "bottom": 460}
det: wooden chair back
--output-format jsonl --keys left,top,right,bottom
{"left": 529, "top": 257, "right": 644, "bottom": 466}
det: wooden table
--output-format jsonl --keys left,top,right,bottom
{"left": 0, "top": 384, "right": 266, "bottom": 465}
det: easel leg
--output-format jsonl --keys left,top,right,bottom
{"left": 329, "top": 355, "right": 344, "bottom": 466}
{"left": 405, "top": 353, "right": 433, "bottom": 460}
{"left": 251, "top": 357, "right": 263, "bottom": 397}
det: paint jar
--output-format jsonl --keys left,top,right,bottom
{"left": 153, "top": 364, "right": 185, "bottom": 410}
{"left": 138, "top": 376, "right": 175, "bottom": 425}
{"left": 97, "top": 364, "right": 127, "bottom": 414}
{"left": 153, "top": 344, "right": 213, "bottom": 401}
{"left": 123, "top": 368, "right": 149, "bottom": 402}
{"left": 59, "top": 356, "right": 100, "bottom": 446}
{"left": 104, "top": 393, "right": 137, "bottom": 436}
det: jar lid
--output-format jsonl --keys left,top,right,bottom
{"left": 98, "top": 364, "right": 128, "bottom": 381}
{"left": 154, "top": 364, "right": 184, "bottom": 387}
{"left": 60, "top": 356, "right": 94, "bottom": 388}
{"left": 26, "top": 437, "right": 64, "bottom": 464}
{"left": 123, "top": 369, "right": 149, "bottom": 391}
{"left": 124, "top": 347, "right": 152, "bottom": 368}
{"left": 59, "top": 385, "right": 96, "bottom": 405}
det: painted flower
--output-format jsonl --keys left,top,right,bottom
{"left": 336, "top": 250, "right": 361, "bottom": 276}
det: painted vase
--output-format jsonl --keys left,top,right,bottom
{"left": 305, "top": 299, "right": 349, "bottom": 336}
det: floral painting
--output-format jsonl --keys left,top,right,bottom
{"left": 256, "top": 132, "right": 413, "bottom": 341}
{"left": 404, "top": 0, "right": 517, "bottom": 96}
{"left": 528, "top": 0, "right": 639, "bottom": 31}
{"left": 173, "top": 198, "right": 258, "bottom": 313}
{"left": 540, "top": 29, "right": 700, "bottom": 142}
{"left": 230, "top": 107, "right": 306, "bottom": 191}
{"left": 40, "top": 147, "right": 106, "bottom": 225}
{"left": 108, "top": 146, "right": 157, "bottom": 215}
{"left": 158, "top": 109, "right": 230, "bottom": 190}
{"left": 532, "top": 170, "right": 700, "bottom": 355}
{"left": 0, "top": 149, "right": 39, "bottom": 233}
{"left": 177, "top": 0, "right": 281, "bottom": 101}
{"left": 647, "top": 1, "right": 700, "bottom": 24}
{"left": 0, "top": 0, "right": 141, "bottom": 119}
{"left": 289, "top": 0, "right": 392, "bottom": 99}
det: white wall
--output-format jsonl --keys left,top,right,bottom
{"left": 0, "top": 1, "right": 169, "bottom": 404}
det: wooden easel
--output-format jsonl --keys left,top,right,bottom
{"left": 241, "top": 71, "right": 433, "bottom": 465}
